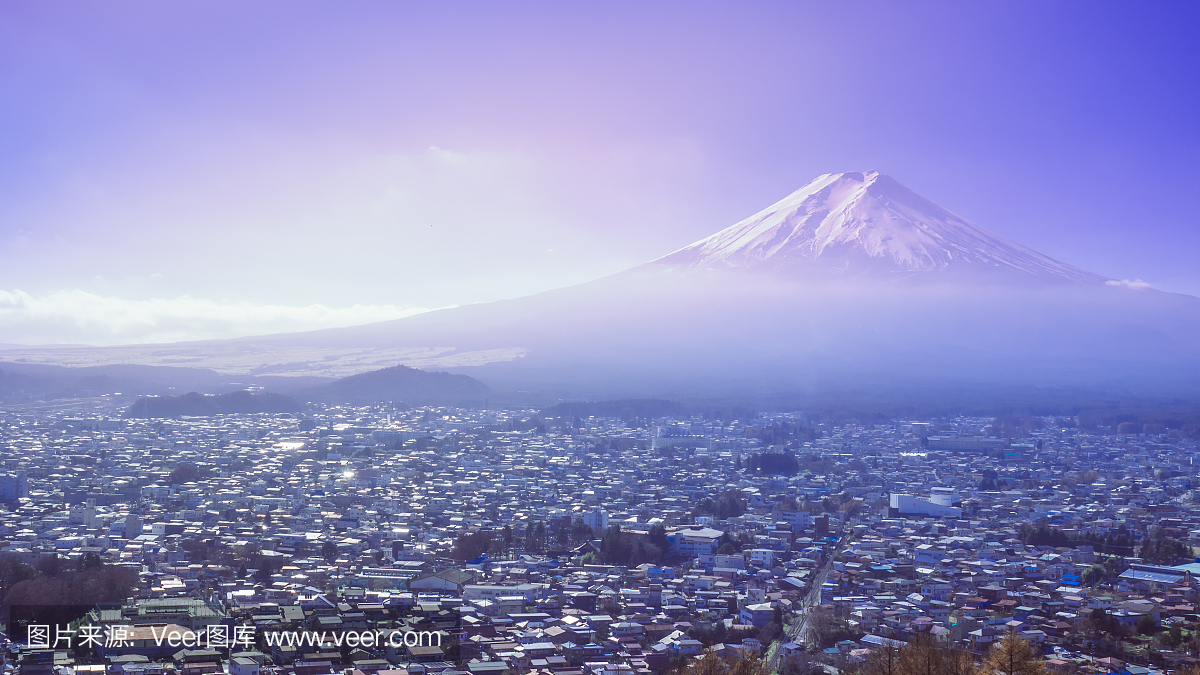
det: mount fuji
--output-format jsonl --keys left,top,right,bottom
{"left": 652, "top": 170, "right": 1104, "bottom": 284}
{"left": 8, "top": 171, "right": 1200, "bottom": 406}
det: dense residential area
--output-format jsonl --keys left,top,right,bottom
{"left": 3, "top": 404, "right": 1200, "bottom": 675}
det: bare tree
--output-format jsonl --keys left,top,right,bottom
{"left": 781, "top": 654, "right": 824, "bottom": 675}
{"left": 670, "top": 651, "right": 770, "bottom": 675}
{"left": 862, "top": 640, "right": 904, "bottom": 675}
{"left": 983, "top": 630, "right": 1044, "bottom": 675}
{"left": 900, "top": 634, "right": 950, "bottom": 675}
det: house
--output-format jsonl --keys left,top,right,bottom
{"left": 740, "top": 603, "right": 775, "bottom": 627}
{"left": 229, "top": 657, "right": 260, "bottom": 675}
{"left": 409, "top": 569, "right": 476, "bottom": 593}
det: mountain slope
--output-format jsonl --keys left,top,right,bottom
{"left": 654, "top": 171, "right": 1104, "bottom": 283}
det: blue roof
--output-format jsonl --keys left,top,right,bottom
{"left": 1120, "top": 566, "right": 1186, "bottom": 584}
{"left": 861, "top": 635, "right": 907, "bottom": 648}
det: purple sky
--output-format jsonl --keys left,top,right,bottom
{"left": 1, "top": 1, "right": 1198, "bottom": 344}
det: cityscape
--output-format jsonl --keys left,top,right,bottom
{"left": 3, "top": 4, "right": 1200, "bottom": 675}
{"left": 3, "top": 400, "right": 1200, "bottom": 675}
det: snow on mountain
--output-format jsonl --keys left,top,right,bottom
{"left": 654, "top": 170, "right": 1106, "bottom": 283}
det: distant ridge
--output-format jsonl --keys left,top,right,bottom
{"left": 128, "top": 390, "right": 301, "bottom": 417}
{"left": 1, "top": 361, "right": 230, "bottom": 400}
{"left": 124, "top": 364, "right": 491, "bottom": 415}
{"left": 301, "top": 364, "right": 489, "bottom": 405}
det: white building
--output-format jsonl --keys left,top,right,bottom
{"left": 890, "top": 493, "right": 961, "bottom": 518}
{"left": 0, "top": 472, "right": 28, "bottom": 501}
{"left": 667, "top": 526, "right": 724, "bottom": 565}
{"left": 582, "top": 508, "right": 610, "bottom": 531}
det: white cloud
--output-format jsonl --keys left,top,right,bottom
{"left": 1, "top": 138, "right": 712, "bottom": 318}
{"left": 1105, "top": 279, "right": 1153, "bottom": 290}
{"left": 0, "top": 289, "right": 431, "bottom": 346}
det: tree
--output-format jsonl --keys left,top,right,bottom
{"left": 321, "top": 541, "right": 339, "bottom": 563}
{"left": 859, "top": 634, "right": 979, "bottom": 675}
{"left": 717, "top": 536, "right": 740, "bottom": 555}
{"left": 0, "top": 555, "right": 36, "bottom": 599}
{"left": 861, "top": 639, "right": 904, "bottom": 675}
{"left": 451, "top": 531, "right": 492, "bottom": 561}
{"left": 570, "top": 519, "right": 593, "bottom": 545}
{"left": 501, "top": 525, "right": 513, "bottom": 556}
{"left": 983, "top": 630, "right": 1044, "bottom": 675}
{"left": 530, "top": 522, "right": 546, "bottom": 552}
{"left": 1161, "top": 625, "right": 1184, "bottom": 649}
{"left": 668, "top": 651, "right": 769, "bottom": 675}
{"left": 649, "top": 523, "right": 669, "bottom": 553}
{"left": 1138, "top": 528, "right": 1189, "bottom": 564}
{"left": 1136, "top": 615, "right": 1157, "bottom": 636}
{"left": 898, "top": 633, "right": 976, "bottom": 675}
{"left": 597, "top": 524, "right": 664, "bottom": 566}
{"left": 1079, "top": 564, "right": 1106, "bottom": 587}
{"left": 168, "top": 462, "right": 210, "bottom": 485}
{"left": 716, "top": 490, "right": 747, "bottom": 519}
{"left": 77, "top": 552, "right": 103, "bottom": 571}
{"left": 780, "top": 655, "right": 823, "bottom": 675}
{"left": 1186, "top": 631, "right": 1200, "bottom": 657}
{"left": 944, "top": 646, "right": 979, "bottom": 675}
{"left": 254, "top": 563, "right": 273, "bottom": 584}
{"left": 4, "top": 563, "right": 138, "bottom": 610}
{"left": 180, "top": 538, "right": 212, "bottom": 562}
{"left": 1082, "top": 608, "right": 1118, "bottom": 645}
{"left": 745, "top": 452, "right": 801, "bottom": 475}
{"left": 601, "top": 525, "right": 628, "bottom": 564}
{"left": 900, "top": 634, "right": 947, "bottom": 675}
{"left": 35, "top": 555, "right": 62, "bottom": 578}
{"left": 809, "top": 606, "right": 841, "bottom": 647}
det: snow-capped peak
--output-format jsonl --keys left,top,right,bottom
{"left": 654, "top": 170, "right": 1105, "bottom": 283}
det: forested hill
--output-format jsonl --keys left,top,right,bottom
{"left": 128, "top": 390, "right": 301, "bottom": 417}
{"left": 300, "top": 364, "right": 489, "bottom": 405}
